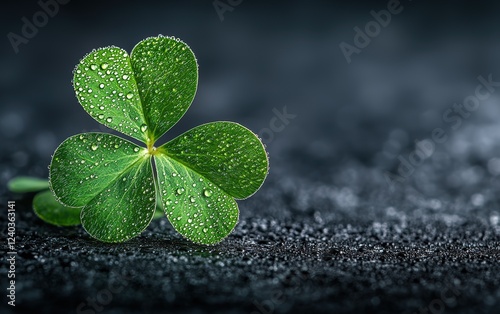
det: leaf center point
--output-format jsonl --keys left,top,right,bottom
{"left": 147, "top": 145, "right": 159, "bottom": 156}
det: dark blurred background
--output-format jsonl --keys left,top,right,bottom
{"left": 2, "top": 0, "right": 500, "bottom": 194}
{"left": 1, "top": 1, "right": 500, "bottom": 313}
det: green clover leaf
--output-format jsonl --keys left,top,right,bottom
{"left": 33, "top": 190, "right": 82, "bottom": 227}
{"left": 49, "top": 36, "right": 269, "bottom": 244}
{"left": 8, "top": 176, "right": 49, "bottom": 193}
{"left": 7, "top": 176, "right": 165, "bottom": 227}
{"left": 7, "top": 176, "right": 81, "bottom": 226}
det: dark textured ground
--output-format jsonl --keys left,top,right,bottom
{"left": 1, "top": 155, "right": 500, "bottom": 314}
{"left": 2, "top": 0, "right": 500, "bottom": 313}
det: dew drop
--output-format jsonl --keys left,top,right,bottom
{"left": 126, "top": 93, "right": 133, "bottom": 99}
{"left": 203, "top": 190, "right": 212, "bottom": 197}
{"left": 98, "top": 114, "right": 104, "bottom": 119}
{"left": 90, "top": 64, "right": 98, "bottom": 71}
{"left": 106, "top": 117, "right": 113, "bottom": 123}
{"left": 190, "top": 197, "right": 195, "bottom": 203}
{"left": 134, "top": 147, "right": 140, "bottom": 152}
{"left": 188, "top": 219, "right": 192, "bottom": 223}
{"left": 101, "top": 63, "right": 109, "bottom": 70}
{"left": 140, "top": 124, "right": 148, "bottom": 132}
{"left": 99, "top": 83, "right": 105, "bottom": 89}
{"left": 91, "top": 144, "right": 98, "bottom": 151}
{"left": 176, "top": 188, "right": 184, "bottom": 195}
{"left": 122, "top": 74, "right": 129, "bottom": 80}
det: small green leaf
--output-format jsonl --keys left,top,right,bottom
{"left": 33, "top": 190, "right": 81, "bottom": 226}
{"left": 50, "top": 133, "right": 146, "bottom": 207}
{"left": 8, "top": 176, "right": 49, "bottom": 193}
{"left": 73, "top": 36, "right": 198, "bottom": 144}
{"left": 131, "top": 36, "right": 198, "bottom": 142}
{"left": 50, "top": 133, "right": 156, "bottom": 242}
{"left": 80, "top": 158, "right": 156, "bottom": 242}
{"left": 155, "top": 153, "right": 239, "bottom": 245}
{"left": 74, "top": 48, "right": 148, "bottom": 142}
{"left": 155, "top": 122, "right": 269, "bottom": 244}
{"left": 160, "top": 122, "right": 269, "bottom": 199}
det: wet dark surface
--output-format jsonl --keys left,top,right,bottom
{"left": 1, "top": 158, "right": 500, "bottom": 314}
{"left": 2, "top": 0, "right": 500, "bottom": 313}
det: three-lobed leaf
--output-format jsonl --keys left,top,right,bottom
{"left": 50, "top": 35, "right": 269, "bottom": 245}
